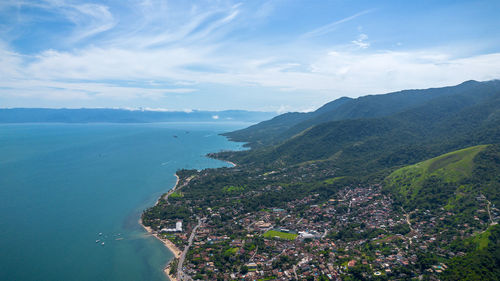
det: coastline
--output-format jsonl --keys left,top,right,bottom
{"left": 224, "top": 160, "right": 237, "bottom": 167}
{"left": 139, "top": 173, "right": 182, "bottom": 281}
{"left": 140, "top": 159, "right": 235, "bottom": 280}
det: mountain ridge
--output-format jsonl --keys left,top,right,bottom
{"left": 224, "top": 80, "right": 500, "bottom": 148}
{"left": 0, "top": 108, "right": 277, "bottom": 123}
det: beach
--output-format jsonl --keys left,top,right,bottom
{"left": 139, "top": 173, "right": 182, "bottom": 281}
{"left": 140, "top": 155, "right": 238, "bottom": 280}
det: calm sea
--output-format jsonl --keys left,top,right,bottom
{"left": 0, "top": 123, "right": 246, "bottom": 281}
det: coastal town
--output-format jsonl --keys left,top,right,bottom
{"left": 142, "top": 163, "right": 499, "bottom": 281}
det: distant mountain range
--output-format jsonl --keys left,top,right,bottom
{"left": 0, "top": 108, "right": 277, "bottom": 123}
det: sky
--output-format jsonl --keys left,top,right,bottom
{"left": 1, "top": 0, "right": 500, "bottom": 112}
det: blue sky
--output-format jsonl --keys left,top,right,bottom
{"left": 1, "top": 0, "right": 500, "bottom": 112}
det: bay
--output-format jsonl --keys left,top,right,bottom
{"left": 0, "top": 123, "right": 246, "bottom": 281}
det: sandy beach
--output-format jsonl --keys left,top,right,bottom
{"left": 140, "top": 218, "right": 182, "bottom": 281}
{"left": 139, "top": 173, "right": 182, "bottom": 281}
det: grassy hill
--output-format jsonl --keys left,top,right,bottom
{"left": 384, "top": 144, "right": 500, "bottom": 216}
{"left": 386, "top": 145, "right": 488, "bottom": 200}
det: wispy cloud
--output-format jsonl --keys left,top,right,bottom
{"left": 63, "top": 2, "right": 116, "bottom": 43}
{"left": 1, "top": 0, "right": 116, "bottom": 43}
{"left": 0, "top": 1, "right": 499, "bottom": 111}
{"left": 302, "top": 9, "right": 373, "bottom": 38}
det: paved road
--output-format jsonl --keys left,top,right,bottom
{"left": 177, "top": 217, "right": 204, "bottom": 280}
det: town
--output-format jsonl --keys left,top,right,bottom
{"left": 142, "top": 165, "right": 498, "bottom": 280}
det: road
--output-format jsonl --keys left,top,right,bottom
{"left": 486, "top": 199, "right": 496, "bottom": 225}
{"left": 177, "top": 217, "right": 204, "bottom": 281}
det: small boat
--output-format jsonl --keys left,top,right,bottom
{"left": 99, "top": 232, "right": 103, "bottom": 236}
{"left": 96, "top": 240, "right": 100, "bottom": 243}
{"left": 101, "top": 242, "right": 105, "bottom": 246}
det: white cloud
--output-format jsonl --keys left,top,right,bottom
{"left": 352, "top": 33, "right": 370, "bottom": 49}
{"left": 1, "top": 1, "right": 500, "bottom": 110}
{"left": 2, "top": 38, "right": 500, "bottom": 108}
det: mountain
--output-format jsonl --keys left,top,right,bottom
{"left": 0, "top": 108, "right": 276, "bottom": 123}
{"left": 224, "top": 80, "right": 500, "bottom": 147}
{"left": 223, "top": 97, "right": 351, "bottom": 147}
{"left": 217, "top": 80, "right": 500, "bottom": 175}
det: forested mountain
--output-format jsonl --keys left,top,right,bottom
{"left": 217, "top": 80, "right": 500, "bottom": 176}
{"left": 224, "top": 80, "right": 500, "bottom": 148}
{"left": 0, "top": 108, "right": 276, "bottom": 123}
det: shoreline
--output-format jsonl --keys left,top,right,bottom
{"left": 224, "top": 160, "right": 237, "bottom": 167}
{"left": 140, "top": 159, "right": 234, "bottom": 280}
{"left": 139, "top": 173, "right": 182, "bottom": 281}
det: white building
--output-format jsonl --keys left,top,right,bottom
{"left": 160, "top": 220, "right": 183, "bottom": 232}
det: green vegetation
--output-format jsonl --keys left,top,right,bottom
{"left": 386, "top": 145, "right": 487, "bottom": 195}
{"left": 217, "top": 80, "right": 500, "bottom": 178}
{"left": 169, "top": 191, "right": 183, "bottom": 198}
{"left": 224, "top": 80, "right": 500, "bottom": 148}
{"left": 224, "top": 247, "right": 239, "bottom": 255}
{"left": 223, "top": 185, "right": 245, "bottom": 193}
{"left": 263, "top": 230, "right": 298, "bottom": 240}
{"left": 442, "top": 225, "right": 500, "bottom": 281}
{"left": 385, "top": 144, "right": 500, "bottom": 215}
{"left": 385, "top": 145, "right": 487, "bottom": 208}
{"left": 323, "top": 176, "right": 345, "bottom": 184}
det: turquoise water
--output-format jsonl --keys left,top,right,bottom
{"left": 0, "top": 123, "right": 246, "bottom": 281}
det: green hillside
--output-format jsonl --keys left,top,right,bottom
{"left": 385, "top": 144, "right": 500, "bottom": 216}
{"left": 386, "top": 145, "right": 488, "bottom": 199}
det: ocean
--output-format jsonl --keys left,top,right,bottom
{"left": 0, "top": 123, "right": 246, "bottom": 281}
